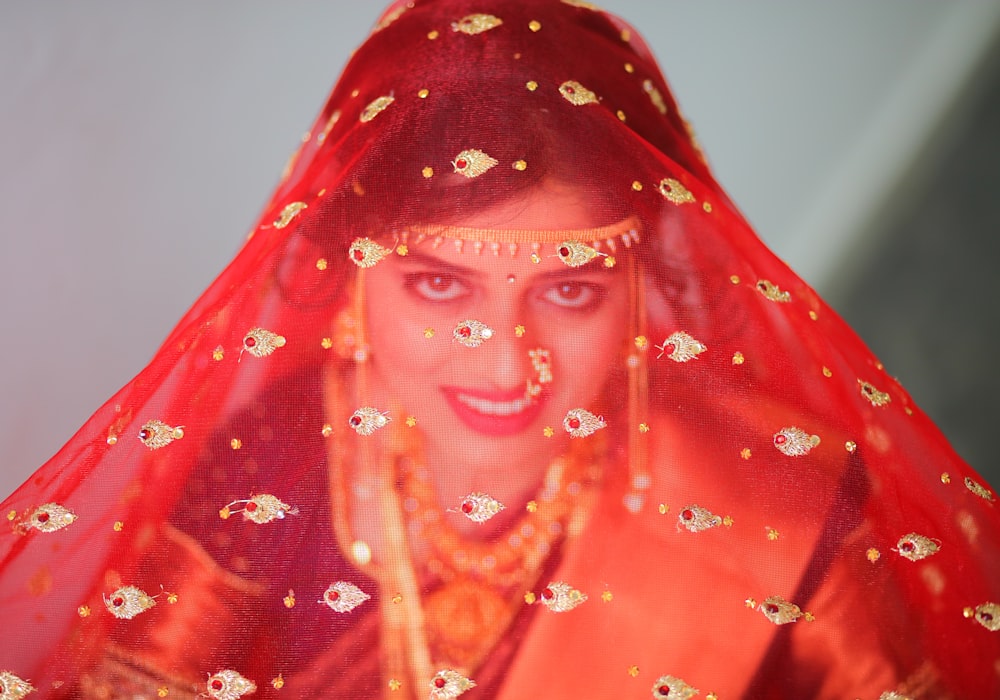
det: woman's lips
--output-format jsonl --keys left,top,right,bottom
{"left": 441, "top": 385, "right": 547, "bottom": 437}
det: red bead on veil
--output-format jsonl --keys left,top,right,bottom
{"left": 1, "top": 1, "right": 997, "bottom": 698}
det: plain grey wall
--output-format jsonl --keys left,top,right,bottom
{"left": 2, "top": 2, "right": 998, "bottom": 498}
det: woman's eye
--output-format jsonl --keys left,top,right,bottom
{"left": 541, "top": 281, "right": 603, "bottom": 310}
{"left": 405, "top": 272, "right": 470, "bottom": 302}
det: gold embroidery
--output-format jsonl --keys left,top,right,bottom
{"left": 971, "top": 602, "right": 1000, "bottom": 631}
{"left": 104, "top": 585, "right": 157, "bottom": 620}
{"left": 272, "top": 201, "right": 307, "bottom": 229}
{"left": 242, "top": 328, "right": 286, "bottom": 358}
{"left": 538, "top": 581, "right": 587, "bottom": 612}
{"left": 319, "top": 581, "right": 371, "bottom": 613}
{"left": 349, "top": 237, "right": 393, "bottom": 268}
{"left": 773, "top": 427, "right": 820, "bottom": 456}
{"left": 221, "top": 495, "right": 298, "bottom": 524}
{"left": 559, "top": 80, "right": 599, "bottom": 106}
{"left": 454, "top": 493, "right": 505, "bottom": 523}
{"left": 360, "top": 95, "right": 394, "bottom": 123}
{"left": 677, "top": 505, "right": 723, "bottom": 532}
{"left": 964, "top": 476, "right": 995, "bottom": 502}
{"left": 650, "top": 675, "right": 698, "bottom": 699}
{"left": 138, "top": 420, "right": 184, "bottom": 450}
{"left": 528, "top": 20, "right": 541, "bottom": 32}
{"left": 0, "top": 672, "right": 35, "bottom": 699}
{"left": 453, "top": 319, "right": 494, "bottom": 347}
{"left": 654, "top": 331, "right": 706, "bottom": 362}
{"left": 556, "top": 240, "right": 602, "bottom": 267}
{"left": 452, "top": 149, "right": 499, "bottom": 178}
{"left": 895, "top": 533, "right": 941, "bottom": 561}
{"left": 758, "top": 595, "right": 803, "bottom": 625}
{"left": 316, "top": 110, "right": 341, "bottom": 143}
{"left": 563, "top": 408, "right": 606, "bottom": 438}
{"left": 20, "top": 503, "right": 77, "bottom": 533}
{"left": 451, "top": 14, "right": 503, "bottom": 35}
{"left": 430, "top": 669, "right": 476, "bottom": 698}
{"left": 756, "top": 280, "right": 791, "bottom": 302}
{"left": 658, "top": 178, "right": 695, "bottom": 205}
{"left": 205, "top": 670, "right": 256, "bottom": 700}
{"left": 643, "top": 79, "right": 668, "bottom": 115}
{"left": 348, "top": 407, "right": 391, "bottom": 436}
{"left": 859, "top": 380, "right": 891, "bottom": 407}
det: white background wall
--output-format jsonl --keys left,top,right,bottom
{"left": 2, "top": 1, "right": 999, "bottom": 498}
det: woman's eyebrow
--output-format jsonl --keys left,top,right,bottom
{"left": 394, "top": 249, "right": 485, "bottom": 278}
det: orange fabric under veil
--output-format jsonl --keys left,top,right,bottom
{"left": 1, "top": 1, "right": 998, "bottom": 699}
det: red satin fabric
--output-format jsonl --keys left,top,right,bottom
{"left": 1, "top": 1, "right": 998, "bottom": 698}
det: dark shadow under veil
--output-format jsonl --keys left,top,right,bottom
{"left": 1, "top": 1, "right": 999, "bottom": 698}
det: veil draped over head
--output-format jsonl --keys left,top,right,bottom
{"left": 2, "top": 1, "right": 998, "bottom": 698}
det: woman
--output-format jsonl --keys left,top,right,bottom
{"left": 1, "top": 1, "right": 997, "bottom": 698}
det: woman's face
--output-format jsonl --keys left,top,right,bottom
{"left": 362, "top": 184, "right": 630, "bottom": 478}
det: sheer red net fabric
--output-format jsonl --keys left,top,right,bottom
{"left": 2, "top": 1, "right": 998, "bottom": 698}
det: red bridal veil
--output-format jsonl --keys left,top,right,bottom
{"left": 2, "top": 1, "right": 998, "bottom": 698}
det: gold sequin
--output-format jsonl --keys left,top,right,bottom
{"left": 242, "top": 328, "right": 286, "bottom": 358}
{"left": 658, "top": 178, "right": 695, "bottom": 205}
{"left": 773, "top": 427, "right": 820, "bottom": 456}
{"left": 616, "top": 109, "right": 626, "bottom": 122}
{"left": 349, "top": 407, "right": 391, "bottom": 436}
{"left": 138, "top": 420, "right": 184, "bottom": 450}
{"left": 894, "top": 533, "right": 941, "bottom": 561}
{"left": 822, "top": 366, "right": 833, "bottom": 378}
{"left": 972, "top": 602, "right": 1000, "bottom": 631}
{"left": 229, "top": 438, "right": 242, "bottom": 450}
{"left": 638, "top": 423, "right": 650, "bottom": 433}
{"left": 212, "top": 346, "right": 225, "bottom": 361}
{"left": 654, "top": 331, "right": 706, "bottom": 362}
{"left": 632, "top": 181, "right": 643, "bottom": 192}
{"left": 526, "top": 80, "right": 538, "bottom": 91}
{"left": 859, "top": 380, "right": 891, "bottom": 407}
{"left": 157, "top": 687, "right": 168, "bottom": 697}
{"left": 624, "top": 62, "right": 635, "bottom": 74}
{"left": 677, "top": 505, "right": 723, "bottom": 532}
{"left": 349, "top": 237, "right": 393, "bottom": 268}
{"left": 758, "top": 595, "right": 803, "bottom": 625}
{"left": 223, "top": 495, "right": 298, "bottom": 524}
{"left": 104, "top": 585, "right": 156, "bottom": 619}
{"left": 702, "top": 202, "right": 713, "bottom": 213}
{"left": 845, "top": 441, "right": 857, "bottom": 453}
{"left": 389, "top": 679, "right": 403, "bottom": 691}
{"left": 319, "top": 581, "right": 371, "bottom": 613}
{"left": 513, "top": 159, "right": 528, "bottom": 171}
{"left": 941, "top": 472, "right": 951, "bottom": 484}
{"left": 273, "top": 201, "right": 307, "bottom": 229}
{"left": 732, "top": 351, "right": 745, "bottom": 365}
{"left": 271, "top": 675, "right": 284, "bottom": 690}
{"left": 282, "top": 589, "right": 296, "bottom": 608}
{"left": 745, "top": 597, "right": 757, "bottom": 609}
{"left": 559, "top": 80, "right": 599, "bottom": 106}
{"left": 556, "top": 240, "right": 602, "bottom": 267}
{"left": 321, "top": 423, "right": 333, "bottom": 437}
{"left": 396, "top": 244, "right": 409, "bottom": 256}
{"left": 0, "top": 672, "right": 35, "bottom": 700}
{"left": 563, "top": 408, "right": 606, "bottom": 438}
{"left": 205, "top": 670, "right": 256, "bottom": 700}
{"left": 524, "top": 591, "right": 537, "bottom": 604}
{"left": 867, "top": 548, "right": 881, "bottom": 563}
{"left": 430, "top": 669, "right": 476, "bottom": 699}
{"left": 542, "top": 426, "right": 554, "bottom": 437}
{"left": 422, "top": 166, "right": 434, "bottom": 178}
{"left": 601, "top": 590, "right": 613, "bottom": 603}
{"left": 538, "top": 581, "right": 587, "bottom": 612}
{"left": 418, "top": 88, "right": 429, "bottom": 99}
{"left": 740, "top": 448, "right": 752, "bottom": 460}
{"left": 405, "top": 416, "right": 417, "bottom": 428}
{"left": 452, "top": 149, "right": 499, "bottom": 178}
{"left": 767, "top": 528, "right": 780, "bottom": 541}
{"left": 452, "top": 14, "right": 503, "bottom": 35}
{"left": 453, "top": 319, "right": 494, "bottom": 347}
{"left": 643, "top": 79, "right": 668, "bottom": 115}
{"left": 650, "top": 675, "right": 698, "bottom": 699}
{"left": 515, "top": 325, "right": 526, "bottom": 337}
{"left": 23, "top": 503, "right": 76, "bottom": 533}
{"left": 455, "top": 493, "right": 505, "bottom": 523}
{"left": 965, "top": 476, "right": 996, "bottom": 502}
{"left": 427, "top": 30, "right": 439, "bottom": 40}
{"left": 315, "top": 258, "right": 328, "bottom": 270}
{"left": 756, "top": 280, "right": 791, "bottom": 303}
{"left": 423, "top": 328, "right": 435, "bottom": 338}
{"left": 528, "top": 20, "right": 541, "bottom": 32}
{"left": 113, "top": 521, "right": 124, "bottom": 532}
{"left": 658, "top": 504, "right": 669, "bottom": 515}
{"left": 729, "top": 275, "right": 740, "bottom": 285}
{"left": 321, "top": 337, "right": 333, "bottom": 350}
